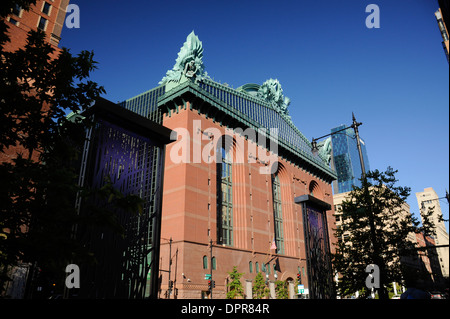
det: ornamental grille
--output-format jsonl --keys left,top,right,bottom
{"left": 79, "top": 118, "right": 164, "bottom": 298}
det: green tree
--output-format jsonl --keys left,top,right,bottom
{"left": 332, "top": 167, "right": 435, "bottom": 300}
{"left": 275, "top": 280, "right": 289, "bottom": 299}
{"left": 226, "top": 266, "right": 244, "bottom": 299}
{"left": 0, "top": 1, "right": 143, "bottom": 297}
{"left": 252, "top": 272, "right": 269, "bottom": 299}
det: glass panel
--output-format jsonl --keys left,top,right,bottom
{"left": 12, "top": 4, "right": 21, "bottom": 16}
{"left": 217, "top": 144, "right": 233, "bottom": 246}
{"left": 38, "top": 17, "right": 47, "bottom": 30}
{"left": 203, "top": 256, "right": 208, "bottom": 269}
{"left": 42, "top": 2, "right": 51, "bottom": 15}
{"left": 272, "top": 174, "right": 284, "bottom": 254}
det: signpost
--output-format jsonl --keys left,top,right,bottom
{"left": 298, "top": 284, "right": 305, "bottom": 294}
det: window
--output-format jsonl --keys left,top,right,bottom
{"left": 8, "top": 17, "right": 19, "bottom": 26}
{"left": 249, "top": 261, "right": 253, "bottom": 273}
{"left": 38, "top": 16, "right": 47, "bottom": 30}
{"left": 203, "top": 256, "right": 208, "bottom": 270}
{"left": 203, "top": 256, "right": 216, "bottom": 270}
{"left": 12, "top": 4, "right": 21, "bottom": 16}
{"left": 217, "top": 140, "right": 233, "bottom": 246}
{"left": 42, "top": 2, "right": 51, "bottom": 15}
{"left": 272, "top": 174, "right": 284, "bottom": 254}
{"left": 212, "top": 257, "right": 216, "bottom": 270}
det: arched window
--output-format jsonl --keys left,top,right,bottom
{"left": 249, "top": 261, "right": 253, "bottom": 273}
{"left": 212, "top": 257, "right": 216, "bottom": 270}
{"left": 255, "top": 262, "right": 259, "bottom": 273}
{"left": 203, "top": 256, "right": 208, "bottom": 270}
{"left": 272, "top": 174, "right": 284, "bottom": 254}
{"left": 217, "top": 139, "right": 233, "bottom": 246}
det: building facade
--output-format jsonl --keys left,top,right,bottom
{"left": 121, "top": 32, "right": 338, "bottom": 299}
{"left": 416, "top": 187, "right": 450, "bottom": 279}
{"left": 435, "top": 0, "right": 449, "bottom": 63}
{"left": 415, "top": 232, "right": 445, "bottom": 289}
{"left": 333, "top": 189, "right": 424, "bottom": 297}
{"left": 330, "top": 125, "right": 370, "bottom": 194}
{"left": 1, "top": 0, "right": 69, "bottom": 166}
{"left": 72, "top": 98, "right": 173, "bottom": 298}
{"left": 3, "top": 0, "right": 69, "bottom": 53}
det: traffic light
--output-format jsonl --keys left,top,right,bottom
{"left": 208, "top": 280, "right": 212, "bottom": 290}
{"left": 297, "top": 273, "right": 301, "bottom": 283}
{"left": 212, "top": 280, "right": 215, "bottom": 288}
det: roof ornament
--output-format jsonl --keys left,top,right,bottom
{"left": 159, "top": 31, "right": 209, "bottom": 86}
{"left": 257, "top": 79, "right": 291, "bottom": 117}
{"left": 318, "top": 137, "right": 333, "bottom": 164}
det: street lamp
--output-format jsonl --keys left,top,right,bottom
{"left": 311, "top": 113, "right": 366, "bottom": 180}
{"left": 312, "top": 114, "right": 392, "bottom": 298}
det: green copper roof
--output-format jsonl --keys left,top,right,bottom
{"left": 157, "top": 79, "right": 337, "bottom": 182}
{"left": 120, "top": 31, "right": 336, "bottom": 182}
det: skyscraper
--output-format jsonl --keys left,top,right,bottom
{"left": 416, "top": 187, "right": 449, "bottom": 278}
{"left": 330, "top": 124, "right": 370, "bottom": 194}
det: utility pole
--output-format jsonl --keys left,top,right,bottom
{"left": 351, "top": 113, "right": 366, "bottom": 179}
{"left": 312, "top": 113, "right": 390, "bottom": 298}
{"left": 210, "top": 239, "right": 213, "bottom": 299}
{"left": 352, "top": 113, "right": 386, "bottom": 299}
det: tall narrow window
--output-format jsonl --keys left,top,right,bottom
{"left": 12, "top": 4, "right": 21, "bottom": 16}
{"left": 38, "top": 16, "right": 47, "bottom": 30}
{"left": 42, "top": 2, "right": 51, "bottom": 15}
{"left": 217, "top": 141, "right": 233, "bottom": 246}
{"left": 272, "top": 174, "right": 284, "bottom": 254}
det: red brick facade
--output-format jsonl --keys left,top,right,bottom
{"left": 3, "top": 0, "right": 69, "bottom": 53}
{"left": 158, "top": 104, "right": 336, "bottom": 299}
{"left": 1, "top": 1, "right": 70, "bottom": 164}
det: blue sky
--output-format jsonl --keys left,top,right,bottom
{"left": 60, "top": 0, "right": 449, "bottom": 229}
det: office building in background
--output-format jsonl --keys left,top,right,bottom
{"left": 329, "top": 125, "right": 370, "bottom": 194}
